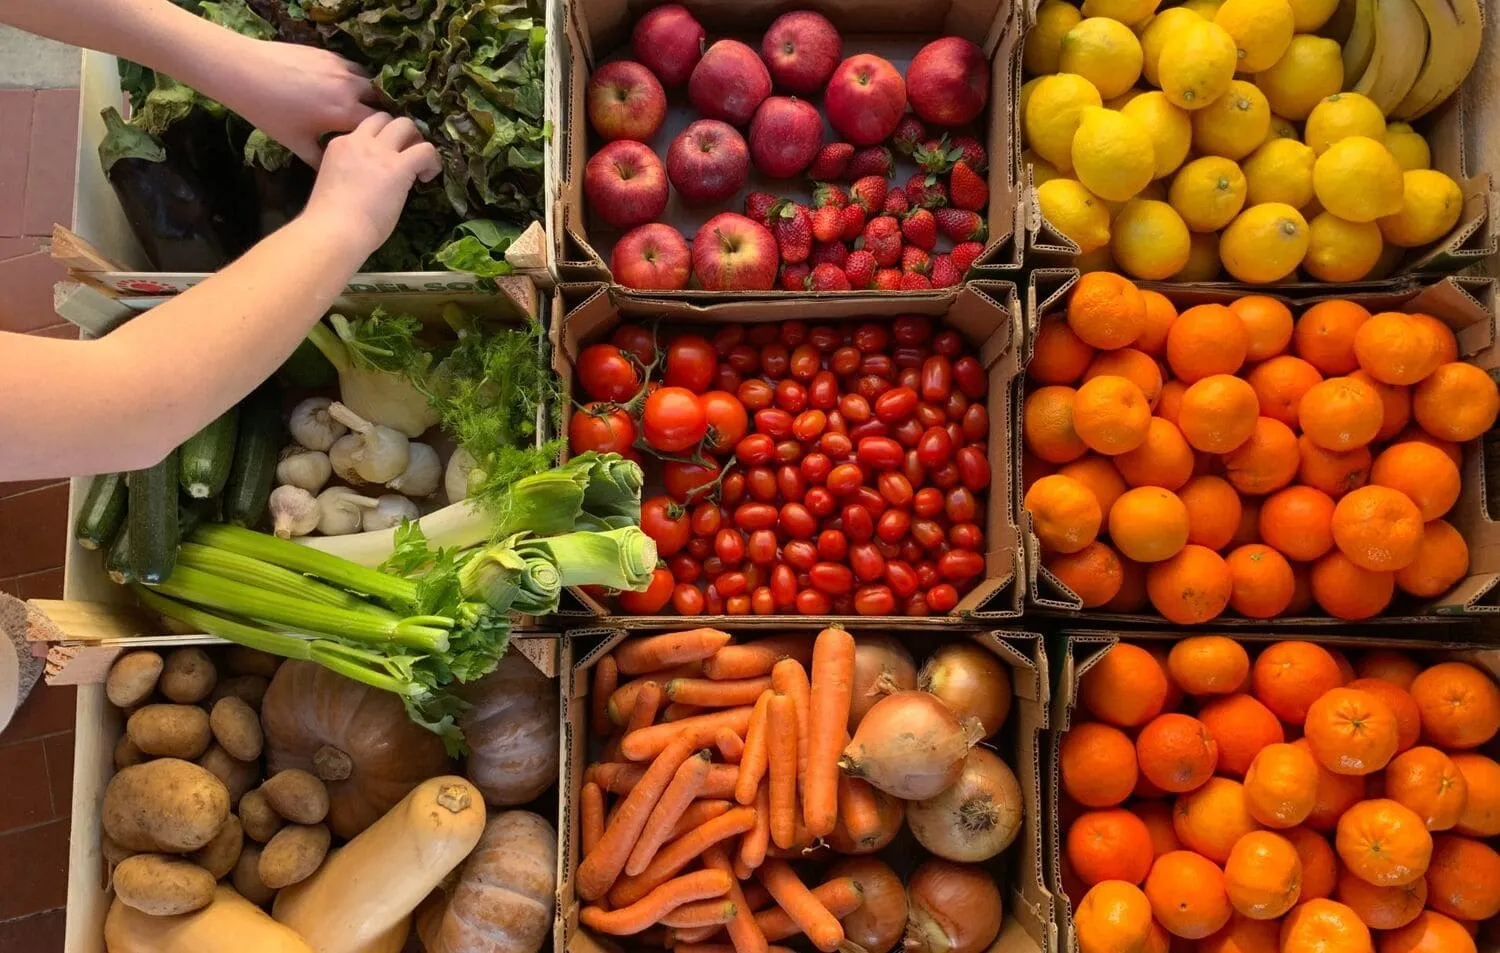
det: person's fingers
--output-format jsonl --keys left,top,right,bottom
{"left": 341, "top": 58, "right": 372, "bottom": 79}
{"left": 356, "top": 81, "right": 384, "bottom": 108}
{"left": 354, "top": 111, "right": 395, "bottom": 137}
{"left": 291, "top": 138, "right": 324, "bottom": 170}
{"left": 376, "top": 116, "right": 425, "bottom": 149}
{"left": 403, "top": 142, "right": 443, "bottom": 183}
{"left": 341, "top": 100, "right": 381, "bottom": 130}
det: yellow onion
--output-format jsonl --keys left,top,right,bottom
{"left": 849, "top": 634, "right": 918, "bottom": 731}
{"left": 830, "top": 857, "right": 907, "bottom": 953}
{"left": 904, "top": 859, "right": 1003, "bottom": 953}
{"left": 840, "top": 691, "right": 980, "bottom": 799}
{"left": 919, "top": 642, "right": 1012, "bottom": 739}
{"left": 908, "top": 747, "right": 1023, "bottom": 862}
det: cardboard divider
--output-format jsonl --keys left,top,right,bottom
{"left": 549, "top": 281, "right": 1026, "bottom": 622}
{"left": 555, "top": 625, "right": 1056, "bottom": 953}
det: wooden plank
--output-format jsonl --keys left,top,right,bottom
{"left": 44, "top": 643, "right": 125, "bottom": 685}
{"left": 50, "top": 224, "right": 129, "bottom": 272}
{"left": 24, "top": 599, "right": 159, "bottom": 643}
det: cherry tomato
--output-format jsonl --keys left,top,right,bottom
{"left": 946, "top": 487, "right": 979, "bottom": 523}
{"left": 770, "top": 564, "right": 798, "bottom": 607}
{"left": 760, "top": 344, "right": 789, "bottom": 378}
{"left": 751, "top": 586, "right": 776, "bottom": 615}
{"left": 843, "top": 505, "right": 875, "bottom": 542}
{"left": 859, "top": 355, "right": 893, "bottom": 381}
{"left": 618, "top": 567, "right": 673, "bottom": 614}
{"left": 830, "top": 595, "right": 855, "bottom": 614}
{"left": 721, "top": 471, "right": 746, "bottom": 506}
{"left": 857, "top": 375, "right": 893, "bottom": 403}
{"left": 776, "top": 321, "right": 805, "bottom": 348}
{"left": 748, "top": 324, "right": 779, "bottom": 345}
{"left": 893, "top": 345, "right": 928, "bottom": 370}
{"left": 754, "top": 408, "right": 794, "bottom": 439}
{"left": 577, "top": 344, "right": 641, "bottom": 402}
{"left": 952, "top": 355, "right": 986, "bottom": 398}
{"left": 885, "top": 561, "right": 919, "bottom": 598}
{"left": 726, "top": 594, "right": 751, "bottom": 615}
{"left": 923, "top": 584, "right": 957, "bottom": 613}
{"left": 715, "top": 365, "right": 742, "bottom": 393}
{"left": 906, "top": 593, "right": 931, "bottom": 616}
{"left": 738, "top": 379, "right": 774, "bottom": 410}
{"left": 731, "top": 502, "right": 776, "bottom": 531}
{"left": 783, "top": 540, "right": 819, "bottom": 571}
{"left": 687, "top": 536, "right": 712, "bottom": 560}
{"left": 668, "top": 551, "right": 702, "bottom": 582}
{"left": 810, "top": 562, "right": 855, "bottom": 595}
{"left": 940, "top": 548, "right": 984, "bottom": 581}
{"left": 917, "top": 427, "right": 955, "bottom": 467}
{"left": 727, "top": 344, "right": 761, "bottom": 374}
{"left": 715, "top": 529, "right": 746, "bottom": 564}
{"left": 779, "top": 503, "right": 817, "bottom": 539}
{"left": 808, "top": 372, "right": 839, "bottom": 409}
{"left": 853, "top": 323, "right": 889, "bottom": 353}
{"left": 747, "top": 530, "right": 778, "bottom": 566}
{"left": 775, "top": 380, "right": 808, "bottom": 413}
{"left": 826, "top": 463, "right": 864, "bottom": 496}
{"left": 796, "top": 588, "right": 831, "bottom": 614}
{"left": 839, "top": 394, "right": 871, "bottom": 423}
{"left": 809, "top": 325, "right": 841, "bottom": 351}
{"left": 930, "top": 462, "right": 961, "bottom": 489}
{"left": 850, "top": 543, "right": 886, "bottom": 582}
{"left": 787, "top": 345, "right": 820, "bottom": 380}
{"left": 946, "top": 423, "right": 966, "bottom": 449}
{"left": 700, "top": 391, "right": 749, "bottom": 453}
{"left": 735, "top": 433, "right": 775, "bottom": 466}
{"left": 641, "top": 496, "right": 691, "bottom": 555}
{"left": 877, "top": 509, "right": 911, "bottom": 544}
{"left": 898, "top": 367, "right": 922, "bottom": 391}
{"left": 664, "top": 335, "right": 715, "bottom": 392}
{"left": 568, "top": 403, "right": 637, "bottom": 456}
{"left": 874, "top": 387, "right": 918, "bottom": 422}
{"left": 611, "top": 324, "right": 656, "bottom": 365}
{"left": 672, "top": 583, "right": 705, "bottom": 615}
{"left": 916, "top": 402, "right": 947, "bottom": 430}
{"left": 716, "top": 571, "right": 748, "bottom": 597}
{"left": 643, "top": 387, "right": 707, "bottom": 452}
{"left": 902, "top": 449, "right": 926, "bottom": 488}
{"left": 801, "top": 452, "right": 832, "bottom": 484}
{"left": 933, "top": 330, "right": 963, "bottom": 357}
{"left": 945, "top": 392, "right": 970, "bottom": 421}
{"left": 774, "top": 440, "right": 803, "bottom": 464}
{"left": 890, "top": 418, "right": 924, "bottom": 448}
{"left": 915, "top": 561, "right": 940, "bottom": 588}
{"left": 819, "top": 432, "right": 853, "bottom": 460}
{"left": 920, "top": 356, "right": 952, "bottom": 402}
{"left": 662, "top": 461, "right": 719, "bottom": 503}
{"left": 803, "top": 487, "right": 835, "bottom": 517}
{"left": 851, "top": 486, "right": 888, "bottom": 517}
{"left": 893, "top": 316, "right": 933, "bottom": 345}
{"left": 704, "top": 585, "right": 725, "bottom": 615}
{"left": 702, "top": 555, "right": 725, "bottom": 579}
{"left": 854, "top": 436, "right": 902, "bottom": 471}
{"left": 912, "top": 519, "right": 946, "bottom": 550}
{"left": 878, "top": 472, "right": 914, "bottom": 508}
{"left": 957, "top": 446, "right": 991, "bottom": 491}
{"left": 831, "top": 346, "right": 862, "bottom": 375}
{"left": 849, "top": 420, "right": 890, "bottom": 444}
{"left": 962, "top": 403, "right": 989, "bottom": 441}
{"left": 950, "top": 523, "right": 984, "bottom": 550}
{"left": 746, "top": 467, "right": 778, "bottom": 502}
{"left": 792, "top": 410, "right": 828, "bottom": 442}
{"left": 854, "top": 585, "right": 896, "bottom": 616}
{"left": 777, "top": 466, "right": 806, "bottom": 501}
{"left": 911, "top": 489, "right": 941, "bottom": 520}
{"left": 817, "top": 530, "right": 848, "bottom": 562}
{"left": 825, "top": 410, "right": 848, "bottom": 435}
{"left": 713, "top": 324, "right": 745, "bottom": 353}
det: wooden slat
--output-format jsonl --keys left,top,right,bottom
{"left": 23, "top": 599, "right": 159, "bottom": 643}
{"left": 50, "top": 224, "right": 129, "bottom": 272}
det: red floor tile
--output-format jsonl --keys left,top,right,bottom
{"left": 0, "top": 908, "right": 65, "bottom": 953}
{"left": 0, "top": 90, "right": 36, "bottom": 238}
{"left": 0, "top": 250, "right": 66, "bottom": 333}
{"left": 1, "top": 568, "right": 66, "bottom": 600}
{"left": 0, "top": 236, "right": 43, "bottom": 261}
{"left": 0, "top": 480, "right": 64, "bottom": 500}
{"left": 0, "top": 739, "right": 52, "bottom": 831}
{"left": 0, "top": 819, "right": 69, "bottom": 920}
{"left": 42, "top": 732, "right": 73, "bottom": 819}
{"left": 0, "top": 483, "right": 67, "bottom": 577}
{"left": 28, "top": 323, "right": 79, "bottom": 341}
{"left": 22, "top": 90, "right": 79, "bottom": 238}
{"left": 0, "top": 685, "right": 75, "bottom": 745}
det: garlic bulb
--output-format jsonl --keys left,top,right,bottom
{"left": 445, "top": 447, "right": 478, "bottom": 503}
{"left": 269, "top": 485, "right": 320, "bottom": 539}
{"left": 327, "top": 402, "right": 410, "bottom": 484}
{"left": 276, "top": 447, "right": 333, "bottom": 494}
{"left": 386, "top": 442, "right": 441, "bottom": 498}
{"left": 315, "top": 486, "right": 378, "bottom": 536}
{"left": 328, "top": 434, "right": 367, "bottom": 485}
{"left": 288, "top": 397, "right": 347, "bottom": 452}
{"left": 362, "top": 494, "right": 420, "bottom": 532}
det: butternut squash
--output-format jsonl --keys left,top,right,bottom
{"left": 105, "top": 886, "right": 312, "bottom": 953}
{"left": 272, "top": 776, "right": 485, "bottom": 953}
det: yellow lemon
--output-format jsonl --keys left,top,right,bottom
{"left": 1383, "top": 122, "right": 1432, "bottom": 171}
{"left": 1106, "top": 86, "right": 1148, "bottom": 109}
{"left": 1024, "top": 149, "right": 1065, "bottom": 187}
{"left": 1084, "top": 0, "right": 1162, "bottom": 25}
{"left": 1287, "top": 0, "right": 1339, "bottom": 30}
{"left": 1071, "top": 106, "right": 1157, "bottom": 201}
{"left": 1158, "top": 20, "right": 1238, "bottom": 110}
{"left": 1183, "top": 0, "right": 1226, "bottom": 15}
{"left": 1037, "top": 178, "right": 1113, "bottom": 253}
{"left": 1121, "top": 91, "right": 1193, "bottom": 178}
{"left": 1140, "top": 7, "right": 1203, "bottom": 86}
{"left": 1213, "top": 0, "right": 1295, "bottom": 71}
{"left": 1254, "top": 34, "right": 1344, "bottom": 120}
{"left": 1303, "top": 212, "right": 1384, "bottom": 282}
{"left": 1169, "top": 155, "right": 1249, "bottom": 231}
{"left": 1111, "top": 199, "right": 1193, "bottom": 279}
{"left": 1024, "top": 0, "right": 1084, "bottom": 76}
{"left": 1265, "top": 114, "right": 1299, "bottom": 143}
{"left": 1059, "top": 18, "right": 1145, "bottom": 99}
{"left": 1242, "top": 137, "right": 1316, "bottom": 207}
{"left": 1019, "top": 77, "right": 1043, "bottom": 135}
{"left": 1312, "top": 136, "right": 1404, "bottom": 222}
{"left": 1377, "top": 169, "right": 1465, "bottom": 247}
{"left": 1219, "top": 202, "right": 1310, "bottom": 282}
{"left": 1303, "top": 92, "right": 1386, "bottom": 155}
{"left": 1025, "top": 74, "right": 1104, "bottom": 172}
{"left": 1076, "top": 245, "right": 1118, "bottom": 273}
{"left": 1175, "top": 230, "right": 1224, "bottom": 279}
{"left": 1191, "top": 79, "right": 1271, "bottom": 159}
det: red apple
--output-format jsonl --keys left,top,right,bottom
{"left": 748, "top": 96, "right": 824, "bottom": 179}
{"left": 692, "top": 213, "right": 778, "bottom": 291}
{"left": 631, "top": 4, "right": 705, "bottom": 87}
{"left": 824, "top": 54, "right": 907, "bottom": 146}
{"left": 585, "top": 140, "right": 669, "bottom": 230}
{"left": 587, "top": 61, "right": 667, "bottom": 142}
{"left": 906, "top": 37, "right": 991, "bottom": 126}
{"left": 612, "top": 223, "right": 691, "bottom": 290}
{"left": 689, "top": 40, "right": 772, "bottom": 127}
{"left": 761, "top": 11, "right": 843, "bottom": 94}
{"left": 667, "top": 119, "right": 750, "bottom": 205}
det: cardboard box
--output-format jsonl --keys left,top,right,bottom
{"left": 1021, "top": 269, "right": 1500, "bottom": 623}
{"left": 549, "top": 280, "right": 1025, "bottom": 622}
{"left": 555, "top": 626, "right": 1056, "bottom": 953}
{"left": 554, "top": 0, "right": 1025, "bottom": 288}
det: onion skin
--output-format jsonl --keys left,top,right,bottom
{"left": 904, "top": 860, "right": 1002, "bottom": 953}
{"left": 840, "top": 691, "right": 978, "bottom": 800}
{"left": 919, "top": 643, "right": 1012, "bottom": 739}
{"left": 849, "top": 635, "right": 918, "bottom": 731}
{"left": 907, "top": 747, "right": 1023, "bottom": 862}
{"left": 830, "top": 857, "right": 907, "bottom": 953}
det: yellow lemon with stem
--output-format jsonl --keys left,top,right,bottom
{"left": 1112, "top": 199, "right": 1193, "bottom": 279}
{"left": 1059, "top": 18, "right": 1145, "bottom": 99}
{"left": 1213, "top": 0, "right": 1295, "bottom": 72}
{"left": 1025, "top": 73, "right": 1104, "bottom": 172}
{"left": 1302, "top": 212, "right": 1383, "bottom": 282}
{"left": 1377, "top": 169, "right": 1464, "bottom": 247}
{"left": 1169, "top": 155, "right": 1249, "bottom": 231}
{"left": 1383, "top": 123, "right": 1431, "bottom": 171}
{"left": 1071, "top": 106, "right": 1157, "bottom": 202}
{"left": 1191, "top": 79, "right": 1271, "bottom": 159}
{"left": 1037, "top": 178, "right": 1113, "bottom": 253}
{"left": 1242, "top": 137, "right": 1315, "bottom": 208}
{"left": 1024, "top": 0, "right": 1084, "bottom": 76}
{"left": 1219, "top": 202, "right": 1309, "bottom": 283}
{"left": 1158, "top": 20, "right": 1238, "bottom": 110}
{"left": 1121, "top": 91, "right": 1193, "bottom": 179}
{"left": 1254, "top": 34, "right": 1344, "bottom": 120}
{"left": 1303, "top": 92, "right": 1385, "bottom": 155}
{"left": 1024, "top": 149, "right": 1064, "bottom": 187}
{"left": 1312, "top": 136, "right": 1404, "bottom": 223}
{"left": 1140, "top": 7, "right": 1203, "bottom": 87}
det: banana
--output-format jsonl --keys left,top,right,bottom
{"left": 1341, "top": 0, "right": 1378, "bottom": 83}
{"left": 1323, "top": 0, "right": 1360, "bottom": 43}
{"left": 1392, "top": 0, "right": 1483, "bottom": 118}
{"left": 1353, "top": 0, "right": 1428, "bottom": 114}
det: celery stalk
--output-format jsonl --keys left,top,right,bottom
{"left": 176, "top": 543, "right": 387, "bottom": 616}
{"left": 191, "top": 523, "right": 418, "bottom": 606}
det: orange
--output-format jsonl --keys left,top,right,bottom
{"left": 1425, "top": 834, "right": 1500, "bottom": 921}
{"left": 1168, "top": 636, "right": 1250, "bottom": 696}
{"left": 1244, "top": 742, "right": 1319, "bottom": 828}
{"left": 1134, "top": 290, "right": 1178, "bottom": 355}
{"left": 1284, "top": 827, "right": 1338, "bottom": 899}
{"left": 1348, "top": 370, "right": 1411, "bottom": 441}
{"left": 1023, "top": 449, "right": 1057, "bottom": 491}
{"left": 1069, "top": 808, "right": 1157, "bottom": 886}
{"left": 1413, "top": 362, "right": 1500, "bottom": 442}
{"left": 1231, "top": 296, "right": 1295, "bottom": 362}
{"left": 1060, "top": 455, "right": 1131, "bottom": 515}
{"left": 1048, "top": 542, "right": 1127, "bottom": 608}
{"left": 1378, "top": 910, "right": 1477, "bottom": 953}
{"left": 1252, "top": 641, "right": 1344, "bottom": 724}
{"left": 1062, "top": 721, "right": 1140, "bottom": 808}
{"left": 1353, "top": 312, "right": 1443, "bottom": 386}
{"left": 1199, "top": 694, "right": 1285, "bottom": 777}
{"left": 1114, "top": 418, "right": 1195, "bottom": 490}
{"left": 1279, "top": 899, "right": 1371, "bottom": 953}
{"left": 1145, "top": 851, "right": 1233, "bottom": 940}
{"left": 1335, "top": 798, "right": 1433, "bottom": 887}
{"left": 1258, "top": 486, "right": 1336, "bottom": 562}
{"left": 1137, "top": 713, "right": 1218, "bottom": 794}
{"left": 1086, "top": 348, "right": 1165, "bottom": 408}
{"left": 1355, "top": 650, "right": 1421, "bottom": 690}
{"left": 1226, "top": 544, "right": 1296, "bottom": 618}
{"left": 1225, "top": 831, "right": 1303, "bottom": 919}
{"left": 1025, "top": 385, "right": 1089, "bottom": 464}
{"left": 1409, "top": 661, "right": 1500, "bottom": 750}
{"left": 1310, "top": 550, "right": 1395, "bottom": 620}
{"left": 1345, "top": 678, "right": 1419, "bottom": 753}
{"left": 1329, "top": 648, "right": 1356, "bottom": 685}
{"left": 1141, "top": 922, "right": 1168, "bottom": 953}
{"left": 1331, "top": 485, "right": 1424, "bottom": 572}
{"left": 1075, "top": 376, "right": 1154, "bottom": 455}
{"left": 1335, "top": 868, "right": 1426, "bottom": 930}
{"left": 1304, "top": 687, "right": 1400, "bottom": 776}
{"left": 1167, "top": 304, "right": 1250, "bottom": 383}
{"left": 1026, "top": 473, "right": 1104, "bottom": 553}
{"left": 1174, "top": 778, "right": 1262, "bottom": 864}
{"left": 1288, "top": 736, "right": 1366, "bottom": 831}
{"left": 1103, "top": 556, "right": 1150, "bottom": 612}
{"left": 1147, "top": 545, "right": 1233, "bottom": 624}
{"left": 1110, "top": 487, "right": 1191, "bottom": 563}
{"left": 1246, "top": 356, "right": 1323, "bottom": 428}
{"left": 1299, "top": 376, "right": 1384, "bottom": 452}
{"left": 1068, "top": 272, "right": 1148, "bottom": 350}
{"left": 1370, "top": 441, "right": 1460, "bottom": 520}
{"left": 1394, "top": 519, "right": 1469, "bottom": 598}
{"left": 1178, "top": 475, "right": 1242, "bottom": 550}
{"left": 1294, "top": 300, "right": 1371, "bottom": 375}
{"left": 1075, "top": 880, "right": 1154, "bottom": 953}
{"left": 1286, "top": 562, "right": 1315, "bottom": 615}
{"left": 1157, "top": 379, "right": 1187, "bottom": 425}
{"left": 1223, "top": 418, "right": 1300, "bottom": 497}
{"left": 1450, "top": 752, "right": 1500, "bottom": 836}
{"left": 1383, "top": 746, "right": 1468, "bottom": 831}
{"left": 1392, "top": 424, "right": 1462, "bottom": 465}
{"left": 1133, "top": 801, "right": 1182, "bottom": 859}
{"left": 1032, "top": 315, "right": 1097, "bottom": 384}
{"left": 1081, "top": 643, "right": 1170, "bottom": 728}
{"left": 1296, "top": 435, "right": 1371, "bottom": 499}
{"left": 1178, "top": 375, "right": 1260, "bottom": 454}
{"left": 1409, "top": 312, "right": 1459, "bottom": 364}
{"left": 1200, "top": 913, "right": 1281, "bottom": 953}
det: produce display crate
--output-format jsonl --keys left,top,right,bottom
{"left": 548, "top": 280, "right": 1025, "bottom": 623}
{"left": 553, "top": 0, "right": 1025, "bottom": 288}
{"left": 1021, "top": 268, "right": 1500, "bottom": 624}
{"left": 553, "top": 626, "right": 1056, "bottom": 953}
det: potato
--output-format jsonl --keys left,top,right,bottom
{"left": 232, "top": 844, "right": 278, "bottom": 906}
{"left": 259, "top": 823, "right": 330, "bottom": 889}
{"left": 190, "top": 816, "right": 244, "bottom": 879}
{"left": 210, "top": 674, "right": 270, "bottom": 711}
{"left": 209, "top": 696, "right": 263, "bottom": 761}
{"left": 106, "top": 651, "right": 164, "bottom": 708}
{"left": 239, "top": 788, "right": 284, "bottom": 843}
{"left": 128, "top": 704, "right": 212, "bottom": 760}
{"left": 197, "top": 744, "right": 260, "bottom": 809}
{"left": 102, "top": 833, "right": 137, "bottom": 869}
{"left": 103, "top": 758, "right": 229, "bottom": 853}
{"left": 261, "top": 769, "right": 329, "bottom": 825}
{"left": 113, "top": 854, "right": 217, "bottom": 916}
{"left": 114, "top": 734, "right": 148, "bottom": 771}
{"left": 226, "top": 646, "right": 283, "bottom": 678}
{"left": 159, "top": 648, "right": 217, "bottom": 704}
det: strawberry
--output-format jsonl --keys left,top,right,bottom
{"left": 913, "top": 136, "right": 962, "bottom": 175}
{"left": 899, "top": 272, "right": 933, "bottom": 290}
{"left": 812, "top": 204, "right": 845, "bottom": 243}
{"left": 901, "top": 245, "right": 932, "bottom": 275}
{"left": 883, "top": 190, "right": 910, "bottom": 216}
{"left": 848, "top": 146, "right": 894, "bottom": 178}
{"left": 780, "top": 262, "right": 812, "bottom": 290}
{"left": 934, "top": 208, "right": 988, "bottom": 243}
{"left": 810, "top": 241, "right": 850, "bottom": 268}
{"left": 808, "top": 143, "right": 854, "bottom": 181}
{"left": 809, "top": 263, "right": 852, "bottom": 291}
{"left": 949, "top": 135, "right": 988, "bottom": 173}
{"left": 745, "top": 191, "right": 778, "bottom": 223}
{"left": 892, "top": 115, "right": 927, "bottom": 156}
{"left": 770, "top": 200, "right": 813, "bottom": 264}
{"left": 844, "top": 250, "right": 878, "bottom": 289}
{"left": 874, "top": 267, "right": 904, "bottom": 290}
{"left": 850, "top": 175, "right": 888, "bottom": 214}
{"left": 861, "top": 216, "right": 903, "bottom": 267}
{"left": 840, "top": 204, "right": 867, "bottom": 242}
{"left": 812, "top": 182, "right": 849, "bottom": 208}
{"left": 902, "top": 208, "right": 938, "bottom": 251}
{"left": 949, "top": 161, "right": 989, "bottom": 211}
{"left": 930, "top": 254, "right": 962, "bottom": 288}
{"left": 950, "top": 241, "right": 985, "bottom": 273}
{"left": 906, "top": 173, "right": 948, "bottom": 208}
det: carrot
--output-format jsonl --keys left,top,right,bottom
{"left": 803, "top": 628, "right": 855, "bottom": 837}
{"left": 581, "top": 869, "right": 733, "bottom": 935}
{"left": 703, "top": 636, "right": 814, "bottom": 680}
{"left": 661, "top": 899, "right": 740, "bottom": 929}
{"left": 715, "top": 727, "right": 745, "bottom": 764}
{"left": 704, "top": 843, "right": 770, "bottom": 953}
{"left": 738, "top": 781, "right": 771, "bottom": 873}
{"left": 627, "top": 750, "right": 713, "bottom": 876}
{"left": 837, "top": 775, "right": 889, "bottom": 850}
{"left": 735, "top": 691, "right": 774, "bottom": 805}
{"left": 770, "top": 660, "right": 810, "bottom": 790}
{"left": 754, "top": 874, "right": 861, "bottom": 946}
{"left": 666, "top": 676, "right": 774, "bottom": 708}
{"left": 733, "top": 856, "right": 753, "bottom": 880}
{"left": 667, "top": 799, "right": 732, "bottom": 841}
{"left": 621, "top": 706, "right": 755, "bottom": 762}
{"left": 663, "top": 702, "right": 706, "bottom": 722}
{"left": 593, "top": 762, "right": 740, "bottom": 799}
{"left": 615, "top": 629, "right": 734, "bottom": 675}
{"left": 766, "top": 693, "right": 799, "bottom": 850}
{"left": 610, "top": 664, "right": 705, "bottom": 724}
{"left": 577, "top": 735, "right": 696, "bottom": 901}
{"left": 592, "top": 654, "right": 619, "bottom": 737}
{"left": 608, "top": 807, "right": 758, "bottom": 908}
{"left": 581, "top": 781, "right": 606, "bottom": 857}
{"left": 627, "top": 681, "right": 665, "bottom": 735}
{"left": 741, "top": 882, "right": 772, "bottom": 911}
{"left": 671, "top": 926, "right": 725, "bottom": 945}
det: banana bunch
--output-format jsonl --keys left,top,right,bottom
{"left": 1335, "top": 0, "right": 1482, "bottom": 118}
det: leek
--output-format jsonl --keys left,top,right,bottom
{"left": 513, "top": 527, "right": 657, "bottom": 590}
{"left": 457, "top": 538, "right": 564, "bottom": 615}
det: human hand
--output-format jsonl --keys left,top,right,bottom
{"left": 301, "top": 113, "right": 443, "bottom": 256}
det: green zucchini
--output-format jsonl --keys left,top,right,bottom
{"left": 179, "top": 407, "right": 239, "bottom": 499}
{"left": 127, "top": 449, "right": 179, "bottom": 585}
{"left": 106, "top": 499, "right": 209, "bottom": 586}
{"left": 223, "top": 385, "right": 283, "bottom": 529}
{"left": 74, "top": 472, "right": 126, "bottom": 551}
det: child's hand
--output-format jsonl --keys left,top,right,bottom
{"left": 301, "top": 113, "right": 442, "bottom": 257}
